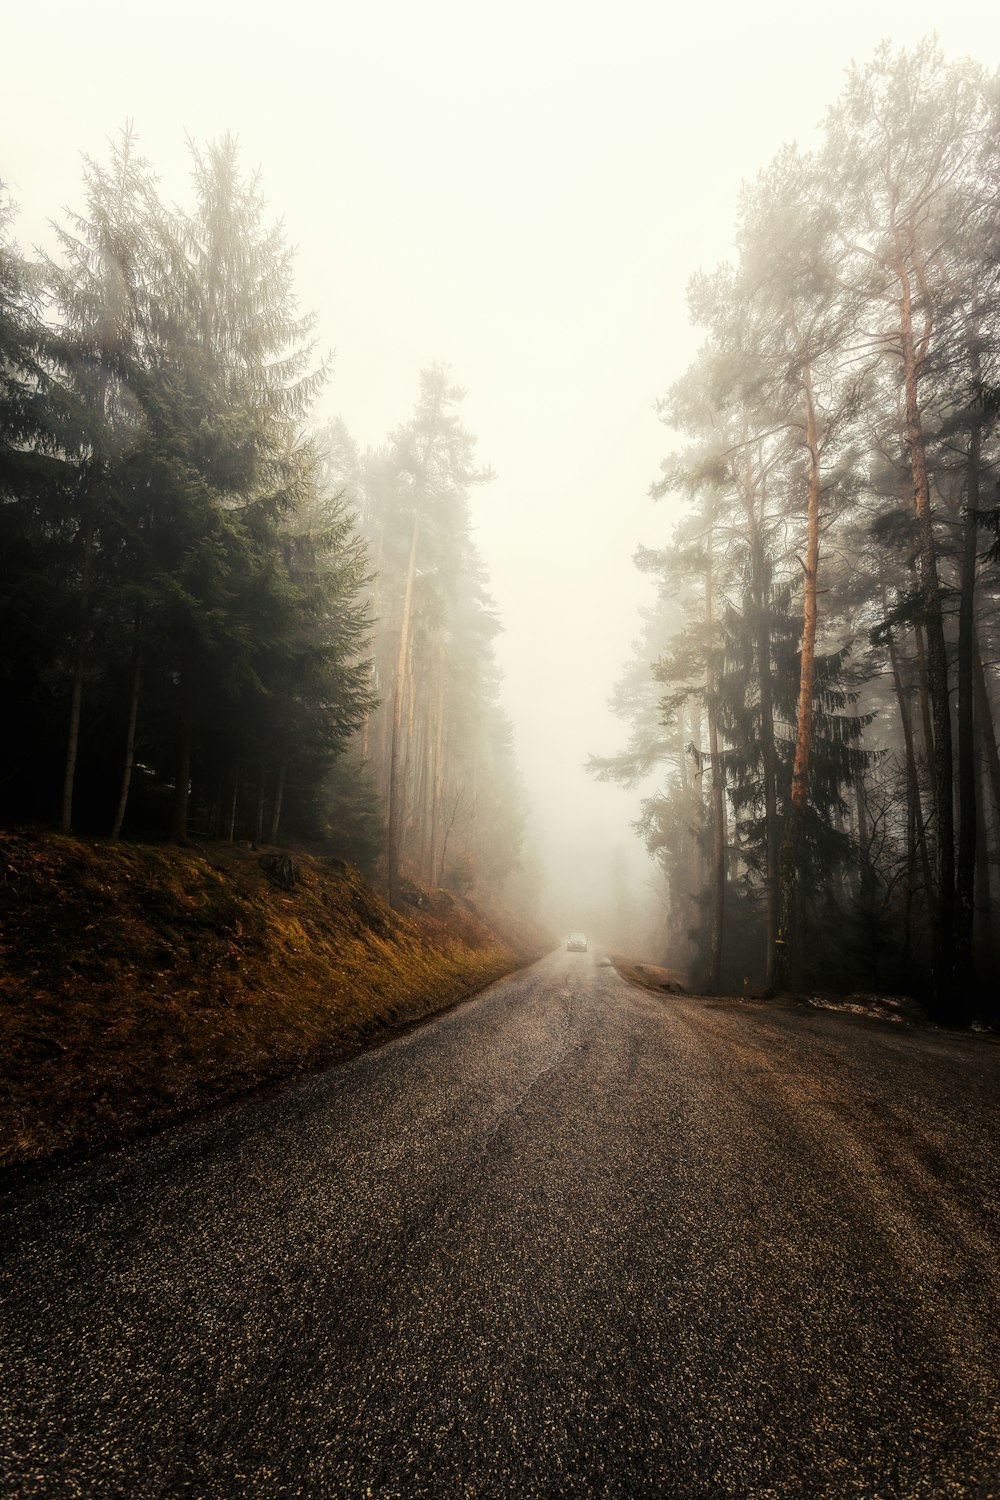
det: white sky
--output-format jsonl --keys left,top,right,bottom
{"left": 6, "top": 0, "right": 1000, "bottom": 942}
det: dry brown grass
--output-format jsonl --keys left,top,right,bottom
{"left": 0, "top": 831, "right": 540, "bottom": 1176}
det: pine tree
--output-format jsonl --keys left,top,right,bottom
{"left": 0, "top": 185, "right": 84, "bottom": 820}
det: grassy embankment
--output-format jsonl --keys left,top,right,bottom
{"left": 0, "top": 830, "right": 545, "bottom": 1177}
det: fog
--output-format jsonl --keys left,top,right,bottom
{"left": 8, "top": 0, "right": 1000, "bottom": 952}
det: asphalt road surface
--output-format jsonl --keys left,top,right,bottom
{"left": 2, "top": 950, "right": 999, "bottom": 1499}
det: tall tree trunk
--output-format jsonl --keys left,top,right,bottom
{"left": 377, "top": 648, "right": 393, "bottom": 803}
{"left": 704, "top": 531, "right": 726, "bottom": 994}
{"left": 210, "top": 767, "right": 224, "bottom": 839}
{"left": 110, "top": 633, "right": 143, "bottom": 840}
{"left": 955, "top": 402, "right": 982, "bottom": 980}
{"left": 974, "top": 746, "right": 995, "bottom": 975}
{"left": 775, "top": 364, "right": 821, "bottom": 990}
{"left": 903, "top": 552, "right": 936, "bottom": 791}
{"left": 359, "top": 525, "right": 384, "bottom": 761}
{"left": 853, "top": 755, "right": 871, "bottom": 892}
{"left": 254, "top": 759, "right": 266, "bottom": 848}
{"left": 268, "top": 745, "right": 287, "bottom": 844}
{"left": 402, "top": 646, "right": 417, "bottom": 862}
{"left": 387, "top": 513, "right": 421, "bottom": 908}
{"left": 226, "top": 762, "right": 240, "bottom": 842}
{"left": 169, "top": 674, "right": 192, "bottom": 845}
{"left": 895, "top": 243, "right": 955, "bottom": 1011}
{"left": 886, "top": 633, "right": 935, "bottom": 923}
{"left": 415, "top": 697, "right": 431, "bottom": 880}
{"left": 747, "top": 509, "right": 779, "bottom": 988}
{"left": 973, "top": 632, "right": 1000, "bottom": 832}
{"left": 61, "top": 508, "right": 96, "bottom": 832}
{"left": 686, "top": 704, "right": 704, "bottom": 905}
{"left": 469, "top": 725, "right": 480, "bottom": 884}
{"left": 910, "top": 612, "right": 936, "bottom": 784}
{"left": 428, "top": 640, "right": 446, "bottom": 889}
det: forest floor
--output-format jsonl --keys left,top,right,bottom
{"left": 0, "top": 829, "right": 547, "bottom": 1181}
{"left": 608, "top": 955, "right": 996, "bottom": 1032}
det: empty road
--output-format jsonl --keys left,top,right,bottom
{"left": 1, "top": 950, "right": 998, "bottom": 1498}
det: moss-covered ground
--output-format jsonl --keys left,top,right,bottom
{"left": 0, "top": 830, "right": 544, "bottom": 1177}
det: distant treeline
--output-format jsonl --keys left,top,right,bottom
{"left": 313, "top": 381, "right": 528, "bottom": 904}
{"left": 0, "top": 133, "right": 525, "bottom": 901}
{"left": 594, "top": 41, "right": 1000, "bottom": 1022}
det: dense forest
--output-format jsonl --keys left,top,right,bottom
{"left": 594, "top": 42, "right": 1000, "bottom": 1023}
{"left": 0, "top": 132, "right": 526, "bottom": 906}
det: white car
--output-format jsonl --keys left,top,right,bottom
{"left": 566, "top": 932, "right": 588, "bottom": 952}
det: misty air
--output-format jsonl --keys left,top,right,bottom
{"left": 2, "top": 4, "right": 999, "bottom": 1497}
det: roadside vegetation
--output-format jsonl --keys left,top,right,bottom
{"left": 595, "top": 41, "right": 1000, "bottom": 1027}
{"left": 0, "top": 829, "right": 544, "bottom": 1177}
{"left": 0, "top": 135, "right": 541, "bottom": 1173}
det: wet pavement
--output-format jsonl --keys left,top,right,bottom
{"left": 1, "top": 950, "right": 998, "bottom": 1498}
